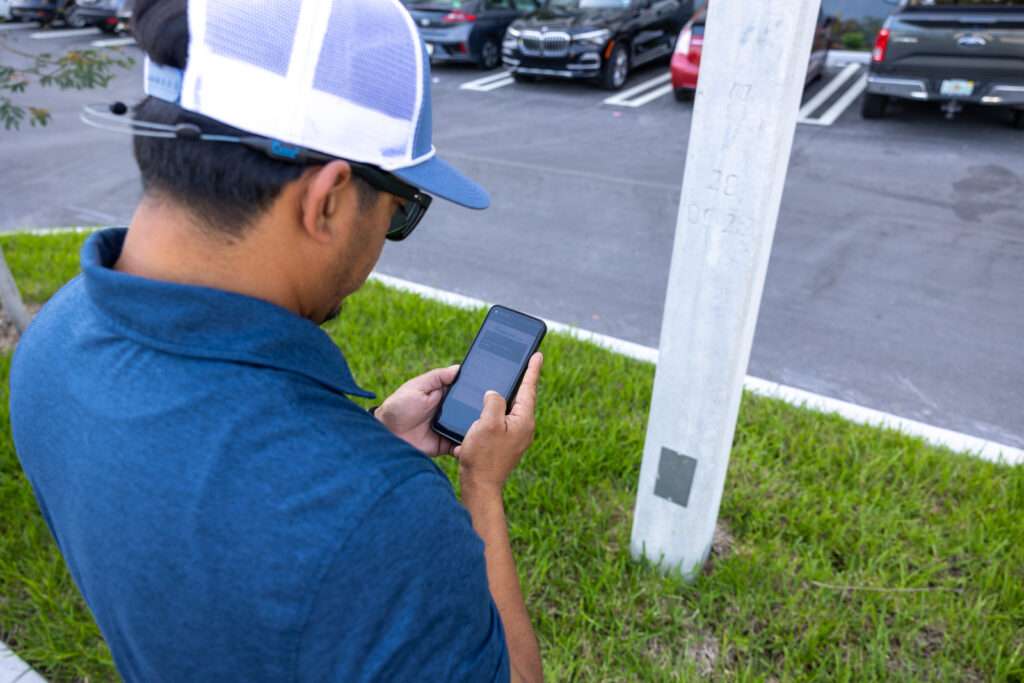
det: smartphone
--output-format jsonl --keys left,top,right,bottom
{"left": 432, "top": 306, "right": 547, "bottom": 444}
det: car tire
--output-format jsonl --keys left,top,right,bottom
{"left": 674, "top": 88, "right": 694, "bottom": 103}
{"left": 861, "top": 92, "right": 889, "bottom": 119}
{"left": 65, "top": 8, "right": 88, "bottom": 28}
{"left": 478, "top": 39, "right": 501, "bottom": 71}
{"left": 601, "top": 43, "right": 629, "bottom": 91}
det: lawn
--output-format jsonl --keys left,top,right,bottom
{"left": 0, "top": 232, "right": 1021, "bottom": 682}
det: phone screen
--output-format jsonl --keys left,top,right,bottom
{"left": 433, "top": 306, "right": 546, "bottom": 443}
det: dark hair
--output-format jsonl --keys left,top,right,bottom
{"left": 130, "top": 0, "right": 375, "bottom": 237}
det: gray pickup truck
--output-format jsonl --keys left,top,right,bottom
{"left": 863, "top": 0, "right": 1024, "bottom": 127}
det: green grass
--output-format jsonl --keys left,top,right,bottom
{"left": 1, "top": 232, "right": 1022, "bottom": 682}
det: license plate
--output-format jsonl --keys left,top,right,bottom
{"left": 425, "top": 43, "right": 435, "bottom": 56}
{"left": 940, "top": 79, "right": 975, "bottom": 97}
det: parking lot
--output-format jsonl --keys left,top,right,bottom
{"left": 1, "top": 24, "right": 1022, "bottom": 450}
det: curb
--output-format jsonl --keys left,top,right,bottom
{"left": 826, "top": 49, "right": 871, "bottom": 67}
{"left": 0, "top": 642, "right": 46, "bottom": 683}
{"left": 369, "top": 272, "right": 1024, "bottom": 467}
{"left": 7, "top": 228, "right": 1021, "bottom": 465}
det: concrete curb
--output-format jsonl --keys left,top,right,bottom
{"left": 8, "top": 228, "right": 1022, "bottom": 464}
{"left": 826, "top": 49, "right": 871, "bottom": 67}
{"left": 370, "top": 272, "right": 1024, "bottom": 467}
{"left": 0, "top": 642, "right": 46, "bottom": 683}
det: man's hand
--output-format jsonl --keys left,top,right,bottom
{"left": 455, "top": 353, "right": 543, "bottom": 496}
{"left": 375, "top": 365, "right": 459, "bottom": 457}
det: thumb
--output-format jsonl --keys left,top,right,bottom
{"left": 479, "top": 391, "right": 506, "bottom": 427}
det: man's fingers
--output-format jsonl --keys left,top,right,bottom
{"left": 411, "top": 364, "right": 460, "bottom": 393}
{"left": 510, "top": 353, "right": 543, "bottom": 418}
{"left": 479, "top": 390, "right": 506, "bottom": 427}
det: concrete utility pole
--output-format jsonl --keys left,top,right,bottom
{"left": 631, "top": 0, "right": 823, "bottom": 577}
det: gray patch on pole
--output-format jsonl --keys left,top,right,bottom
{"left": 653, "top": 447, "right": 697, "bottom": 508}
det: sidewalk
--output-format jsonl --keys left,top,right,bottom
{"left": 0, "top": 642, "right": 46, "bottom": 683}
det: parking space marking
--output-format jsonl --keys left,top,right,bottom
{"left": 460, "top": 71, "right": 515, "bottom": 92}
{"left": 30, "top": 27, "right": 100, "bottom": 40}
{"left": 92, "top": 37, "right": 135, "bottom": 48}
{"left": 798, "top": 63, "right": 861, "bottom": 121}
{"left": 0, "top": 22, "right": 41, "bottom": 31}
{"left": 603, "top": 73, "right": 672, "bottom": 108}
{"left": 801, "top": 75, "right": 868, "bottom": 127}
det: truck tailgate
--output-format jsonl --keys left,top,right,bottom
{"left": 885, "top": 10, "right": 1024, "bottom": 81}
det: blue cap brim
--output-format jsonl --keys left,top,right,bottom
{"left": 392, "top": 154, "right": 490, "bottom": 210}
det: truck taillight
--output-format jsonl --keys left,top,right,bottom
{"left": 443, "top": 10, "right": 477, "bottom": 23}
{"left": 873, "top": 28, "right": 890, "bottom": 63}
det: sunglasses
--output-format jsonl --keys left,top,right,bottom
{"left": 348, "top": 161, "right": 433, "bottom": 242}
{"left": 241, "top": 137, "right": 433, "bottom": 242}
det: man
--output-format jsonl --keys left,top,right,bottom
{"left": 9, "top": 0, "right": 544, "bottom": 681}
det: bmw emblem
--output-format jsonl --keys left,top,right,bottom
{"left": 421, "top": 18, "right": 429, "bottom": 27}
{"left": 958, "top": 34, "right": 988, "bottom": 47}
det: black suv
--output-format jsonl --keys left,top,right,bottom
{"left": 864, "top": 0, "right": 1024, "bottom": 126}
{"left": 502, "top": 0, "right": 696, "bottom": 89}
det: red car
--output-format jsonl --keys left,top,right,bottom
{"left": 671, "top": 5, "right": 832, "bottom": 101}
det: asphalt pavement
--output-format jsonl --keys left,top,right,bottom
{"left": 1, "top": 25, "right": 1021, "bottom": 449}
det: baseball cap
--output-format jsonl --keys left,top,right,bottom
{"left": 143, "top": 0, "right": 489, "bottom": 210}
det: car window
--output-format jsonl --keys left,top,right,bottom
{"left": 485, "top": 0, "right": 512, "bottom": 8}
{"left": 512, "top": 0, "right": 538, "bottom": 9}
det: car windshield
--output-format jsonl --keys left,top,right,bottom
{"left": 904, "top": 0, "right": 1024, "bottom": 8}
{"left": 546, "top": 0, "right": 631, "bottom": 9}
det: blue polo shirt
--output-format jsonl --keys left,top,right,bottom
{"left": 9, "top": 228, "right": 509, "bottom": 682}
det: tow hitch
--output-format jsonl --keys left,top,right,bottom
{"left": 941, "top": 99, "right": 963, "bottom": 120}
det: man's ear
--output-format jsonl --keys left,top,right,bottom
{"left": 300, "top": 160, "right": 354, "bottom": 244}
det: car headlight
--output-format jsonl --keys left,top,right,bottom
{"left": 506, "top": 27, "right": 522, "bottom": 38}
{"left": 573, "top": 29, "right": 611, "bottom": 46}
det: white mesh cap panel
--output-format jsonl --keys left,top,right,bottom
{"left": 205, "top": 1, "right": 301, "bottom": 76}
{"left": 180, "top": 0, "right": 425, "bottom": 170}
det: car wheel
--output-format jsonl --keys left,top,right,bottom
{"left": 601, "top": 43, "right": 629, "bottom": 91}
{"left": 861, "top": 93, "right": 889, "bottom": 119}
{"left": 478, "top": 39, "right": 501, "bottom": 71}
{"left": 65, "top": 8, "right": 88, "bottom": 28}
{"left": 674, "top": 88, "right": 694, "bottom": 103}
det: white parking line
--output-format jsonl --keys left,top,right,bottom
{"left": 801, "top": 75, "right": 868, "bottom": 127}
{"left": 91, "top": 37, "right": 135, "bottom": 48}
{"left": 460, "top": 71, "right": 515, "bottom": 92}
{"left": 0, "top": 21, "right": 40, "bottom": 31}
{"left": 798, "top": 63, "right": 861, "bottom": 121}
{"left": 30, "top": 27, "right": 100, "bottom": 39}
{"left": 603, "top": 73, "right": 673, "bottom": 108}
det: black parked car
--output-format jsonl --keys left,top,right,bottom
{"left": 864, "top": 0, "right": 1024, "bottom": 127}
{"left": 503, "top": 0, "right": 696, "bottom": 89}
{"left": 65, "top": 0, "right": 120, "bottom": 31}
{"left": 11, "top": 0, "right": 117, "bottom": 30}
{"left": 10, "top": 0, "right": 58, "bottom": 23}
{"left": 406, "top": 0, "right": 540, "bottom": 70}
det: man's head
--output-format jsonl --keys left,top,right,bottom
{"left": 124, "top": 0, "right": 488, "bottom": 323}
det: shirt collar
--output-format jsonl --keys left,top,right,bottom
{"left": 81, "top": 228, "right": 375, "bottom": 400}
